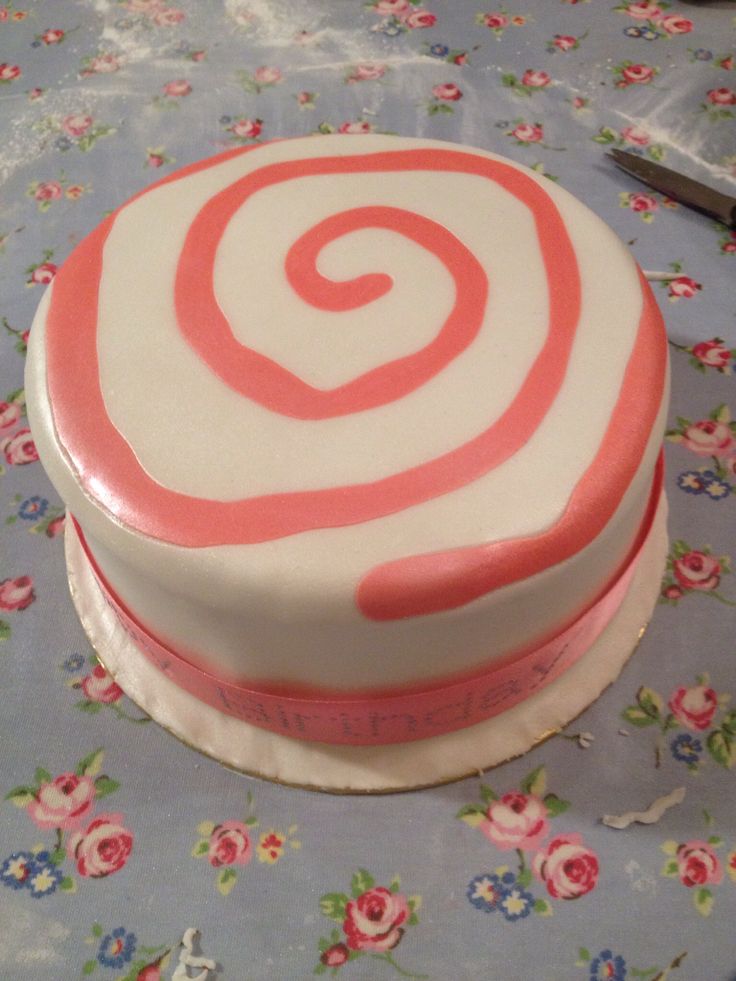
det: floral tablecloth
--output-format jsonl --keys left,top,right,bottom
{"left": 1, "top": 1, "right": 735, "bottom": 978}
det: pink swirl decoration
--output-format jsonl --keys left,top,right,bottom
{"left": 179, "top": 201, "right": 488, "bottom": 418}
{"left": 45, "top": 144, "right": 666, "bottom": 622}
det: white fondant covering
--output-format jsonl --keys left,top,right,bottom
{"left": 26, "top": 136, "right": 669, "bottom": 694}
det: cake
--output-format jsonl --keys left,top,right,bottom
{"left": 25, "top": 135, "right": 669, "bottom": 788}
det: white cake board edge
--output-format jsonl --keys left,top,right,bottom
{"left": 65, "top": 494, "right": 668, "bottom": 794}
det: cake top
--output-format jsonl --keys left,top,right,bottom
{"left": 30, "top": 134, "right": 666, "bottom": 621}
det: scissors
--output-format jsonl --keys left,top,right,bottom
{"left": 608, "top": 147, "right": 736, "bottom": 229}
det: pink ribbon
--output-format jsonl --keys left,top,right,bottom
{"left": 74, "top": 456, "right": 661, "bottom": 746}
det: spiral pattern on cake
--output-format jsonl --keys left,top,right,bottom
{"left": 41, "top": 136, "right": 666, "bottom": 627}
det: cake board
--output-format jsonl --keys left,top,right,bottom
{"left": 65, "top": 494, "right": 668, "bottom": 794}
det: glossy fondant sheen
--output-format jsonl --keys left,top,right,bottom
{"left": 26, "top": 135, "right": 668, "bottom": 744}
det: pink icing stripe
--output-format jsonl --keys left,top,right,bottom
{"left": 180, "top": 203, "right": 488, "bottom": 418}
{"left": 357, "top": 269, "right": 667, "bottom": 619}
{"left": 72, "top": 457, "right": 661, "bottom": 745}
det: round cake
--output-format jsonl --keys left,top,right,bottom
{"left": 25, "top": 135, "right": 669, "bottom": 785}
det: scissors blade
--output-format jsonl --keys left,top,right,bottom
{"left": 608, "top": 148, "right": 736, "bottom": 228}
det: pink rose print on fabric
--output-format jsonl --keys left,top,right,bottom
{"left": 153, "top": 8, "right": 185, "bottom": 26}
{"left": 46, "top": 514, "right": 65, "bottom": 537}
{"left": 667, "top": 405, "right": 736, "bottom": 504}
{"left": 0, "top": 576, "right": 35, "bottom": 611}
{"left": 152, "top": 79, "right": 192, "bottom": 108}
{"left": 621, "top": 125, "right": 650, "bottom": 146}
{"left": 343, "top": 887, "right": 409, "bottom": 952}
{"left": 0, "top": 401, "right": 21, "bottom": 430}
{"left": 62, "top": 113, "right": 93, "bottom": 137}
{"left": 26, "top": 176, "right": 89, "bottom": 211}
{"left": 619, "top": 190, "right": 665, "bottom": 222}
{"left": 662, "top": 824, "right": 728, "bottom": 916}
{"left": 669, "top": 685, "right": 719, "bottom": 732}
{"left": 253, "top": 66, "right": 281, "bottom": 85}
{"left": 629, "top": 193, "right": 657, "bottom": 214}
{"left": 38, "top": 28, "right": 65, "bottom": 45}
{"left": 719, "top": 228, "right": 736, "bottom": 255}
{"left": 62, "top": 653, "right": 148, "bottom": 722}
{"left": 37, "top": 112, "right": 116, "bottom": 151}
{"left": 620, "top": 1, "right": 663, "bottom": 19}
{"left": 425, "top": 83, "right": 462, "bottom": 115}
{"left": 226, "top": 117, "right": 262, "bottom": 142}
{"left": 622, "top": 674, "right": 735, "bottom": 771}
{"left": 674, "top": 551, "right": 722, "bottom": 590}
{"left": 507, "top": 121, "right": 543, "bottom": 145}
{"left": 25, "top": 247, "right": 58, "bottom": 285}
{"left": 137, "top": 965, "right": 164, "bottom": 981}
{"left": 522, "top": 70, "right": 550, "bottom": 88}
{"left": 681, "top": 419, "right": 733, "bottom": 457}
{"left": 315, "top": 870, "right": 425, "bottom": 977}
{"left": 238, "top": 66, "right": 283, "bottom": 94}
{"left": 661, "top": 541, "right": 735, "bottom": 606}
{"left": 532, "top": 834, "right": 599, "bottom": 900}
{"left": 546, "top": 34, "right": 586, "bottom": 54}
{"left": 476, "top": 11, "right": 528, "bottom": 39}
{"left": 432, "top": 82, "right": 462, "bottom": 100}
{"left": 707, "top": 88, "right": 736, "bottom": 106}
{"left": 479, "top": 12, "right": 507, "bottom": 29}
{"left": 345, "top": 62, "right": 387, "bottom": 83}
{"left": 502, "top": 70, "right": 551, "bottom": 96}
{"left": 145, "top": 146, "right": 174, "bottom": 168}
{"left": 702, "top": 88, "right": 736, "bottom": 120}
{"left": 320, "top": 943, "right": 349, "bottom": 968}
{"left": 69, "top": 813, "right": 133, "bottom": 877}
{"left": 368, "top": 0, "right": 436, "bottom": 35}
{"left": 373, "top": 0, "right": 410, "bottom": 15}
{"left": 611, "top": 61, "right": 659, "bottom": 88}
{"left": 668, "top": 276, "right": 702, "bottom": 300}
{"left": 338, "top": 120, "right": 375, "bottom": 134}
{"left": 207, "top": 821, "right": 253, "bottom": 867}
{"left": 614, "top": 2, "right": 694, "bottom": 38}
{"left": 3, "top": 749, "right": 128, "bottom": 897}
{"left": 1, "top": 428, "right": 38, "bottom": 465}
{"left": 0, "top": 63, "right": 22, "bottom": 83}
{"left": 79, "top": 52, "right": 122, "bottom": 77}
{"left": 403, "top": 9, "right": 436, "bottom": 29}
{"left": 295, "top": 91, "right": 318, "bottom": 110}
{"left": 659, "top": 14, "right": 693, "bottom": 35}
{"left": 162, "top": 79, "right": 191, "bottom": 97}
{"left": 622, "top": 64, "right": 655, "bottom": 84}
{"left": 459, "top": 766, "right": 595, "bottom": 919}
{"left": 671, "top": 338, "right": 735, "bottom": 376}
{"left": 34, "top": 180, "right": 62, "bottom": 202}
{"left": 81, "top": 664, "right": 124, "bottom": 704}
{"left": 27, "top": 774, "right": 96, "bottom": 830}
{"left": 480, "top": 792, "right": 550, "bottom": 852}
{"left": 29, "top": 263, "right": 56, "bottom": 285}
{"left": 192, "top": 791, "right": 299, "bottom": 895}
{"left": 0, "top": 576, "right": 34, "bottom": 642}
{"left": 593, "top": 124, "right": 667, "bottom": 161}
